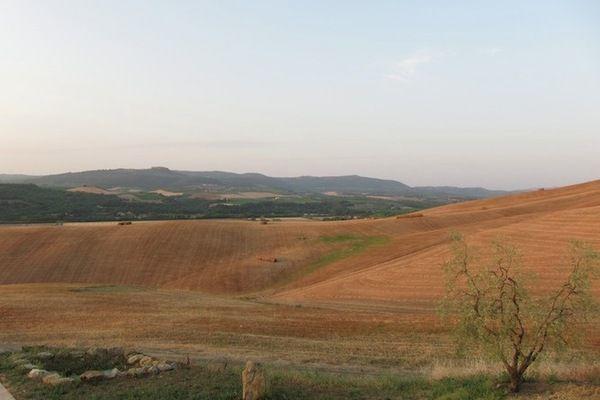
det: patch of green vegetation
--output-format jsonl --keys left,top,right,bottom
{"left": 431, "top": 376, "right": 505, "bottom": 400}
{"left": 311, "top": 234, "right": 390, "bottom": 270}
{"left": 19, "top": 347, "right": 127, "bottom": 376}
{"left": 0, "top": 351, "right": 506, "bottom": 400}
{"left": 273, "top": 235, "right": 390, "bottom": 289}
{"left": 319, "top": 234, "right": 361, "bottom": 244}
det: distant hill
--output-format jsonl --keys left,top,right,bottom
{"left": 180, "top": 171, "right": 286, "bottom": 191}
{"left": 413, "top": 186, "right": 509, "bottom": 199}
{"left": 26, "top": 167, "right": 219, "bottom": 190}
{"left": 1, "top": 167, "right": 508, "bottom": 198}
{"left": 179, "top": 171, "right": 412, "bottom": 194}
{"left": 0, "top": 174, "right": 35, "bottom": 183}
{"left": 282, "top": 175, "right": 411, "bottom": 194}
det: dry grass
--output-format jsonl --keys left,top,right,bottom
{"left": 428, "top": 358, "right": 600, "bottom": 382}
{"left": 2, "top": 180, "right": 600, "bottom": 303}
{"left": 0, "top": 283, "right": 450, "bottom": 370}
{"left": 428, "top": 359, "right": 501, "bottom": 380}
{"left": 0, "top": 283, "right": 597, "bottom": 379}
{"left": 0, "top": 180, "right": 599, "bottom": 396}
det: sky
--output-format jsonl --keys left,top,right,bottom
{"left": 1, "top": 1, "right": 599, "bottom": 189}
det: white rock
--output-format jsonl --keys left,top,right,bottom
{"left": 127, "top": 354, "right": 144, "bottom": 365}
{"left": 138, "top": 356, "right": 154, "bottom": 367}
{"left": 156, "top": 362, "right": 175, "bottom": 372}
{"left": 44, "top": 374, "right": 74, "bottom": 386}
{"left": 103, "top": 368, "right": 120, "bottom": 379}
{"left": 27, "top": 369, "right": 52, "bottom": 380}
{"left": 42, "top": 373, "right": 62, "bottom": 385}
{"left": 80, "top": 370, "right": 105, "bottom": 382}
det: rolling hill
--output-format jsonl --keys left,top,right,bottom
{"left": 0, "top": 174, "right": 35, "bottom": 183}
{"left": 275, "top": 180, "right": 600, "bottom": 306}
{"left": 0, "top": 179, "right": 599, "bottom": 375}
{"left": 1, "top": 167, "right": 507, "bottom": 198}
{"left": 0, "top": 179, "right": 598, "bottom": 302}
{"left": 25, "top": 167, "right": 219, "bottom": 190}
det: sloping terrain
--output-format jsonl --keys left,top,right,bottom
{"left": 0, "top": 220, "right": 327, "bottom": 293}
{"left": 0, "top": 180, "right": 598, "bottom": 303}
{"left": 275, "top": 180, "right": 600, "bottom": 305}
{"left": 0, "top": 174, "right": 35, "bottom": 183}
{"left": 0, "top": 179, "right": 599, "bottom": 374}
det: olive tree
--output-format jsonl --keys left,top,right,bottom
{"left": 442, "top": 233, "right": 599, "bottom": 392}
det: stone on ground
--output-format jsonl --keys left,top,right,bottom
{"left": 103, "top": 368, "right": 120, "bottom": 379}
{"left": 242, "top": 360, "right": 267, "bottom": 400}
{"left": 27, "top": 369, "right": 52, "bottom": 380}
{"left": 42, "top": 373, "right": 73, "bottom": 386}
{"left": 156, "top": 362, "right": 175, "bottom": 372}
{"left": 127, "top": 354, "right": 144, "bottom": 365}
{"left": 80, "top": 370, "right": 105, "bottom": 382}
{"left": 138, "top": 356, "right": 154, "bottom": 367}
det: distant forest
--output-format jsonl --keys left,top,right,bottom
{"left": 0, "top": 184, "right": 442, "bottom": 223}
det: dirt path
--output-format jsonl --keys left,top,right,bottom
{"left": 0, "top": 383, "right": 15, "bottom": 400}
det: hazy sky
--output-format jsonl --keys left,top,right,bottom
{"left": 1, "top": 1, "right": 599, "bottom": 189}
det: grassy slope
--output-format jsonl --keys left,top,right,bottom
{"left": 0, "top": 352, "right": 506, "bottom": 400}
{"left": 268, "top": 234, "right": 390, "bottom": 290}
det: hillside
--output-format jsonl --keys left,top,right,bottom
{"left": 0, "top": 180, "right": 598, "bottom": 302}
{"left": 0, "top": 174, "right": 34, "bottom": 183}
{"left": 0, "top": 179, "right": 599, "bottom": 384}
{"left": 26, "top": 167, "right": 219, "bottom": 190}
{"left": 1, "top": 167, "right": 507, "bottom": 198}
{"left": 276, "top": 180, "right": 600, "bottom": 306}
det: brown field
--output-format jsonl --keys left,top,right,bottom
{"left": 150, "top": 189, "right": 183, "bottom": 197}
{"left": 67, "top": 186, "right": 113, "bottom": 195}
{"left": 1, "top": 180, "right": 599, "bottom": 376}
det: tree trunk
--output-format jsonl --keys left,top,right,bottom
{"left": 508, "top": 371, "right": 521, "bottom": 393}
